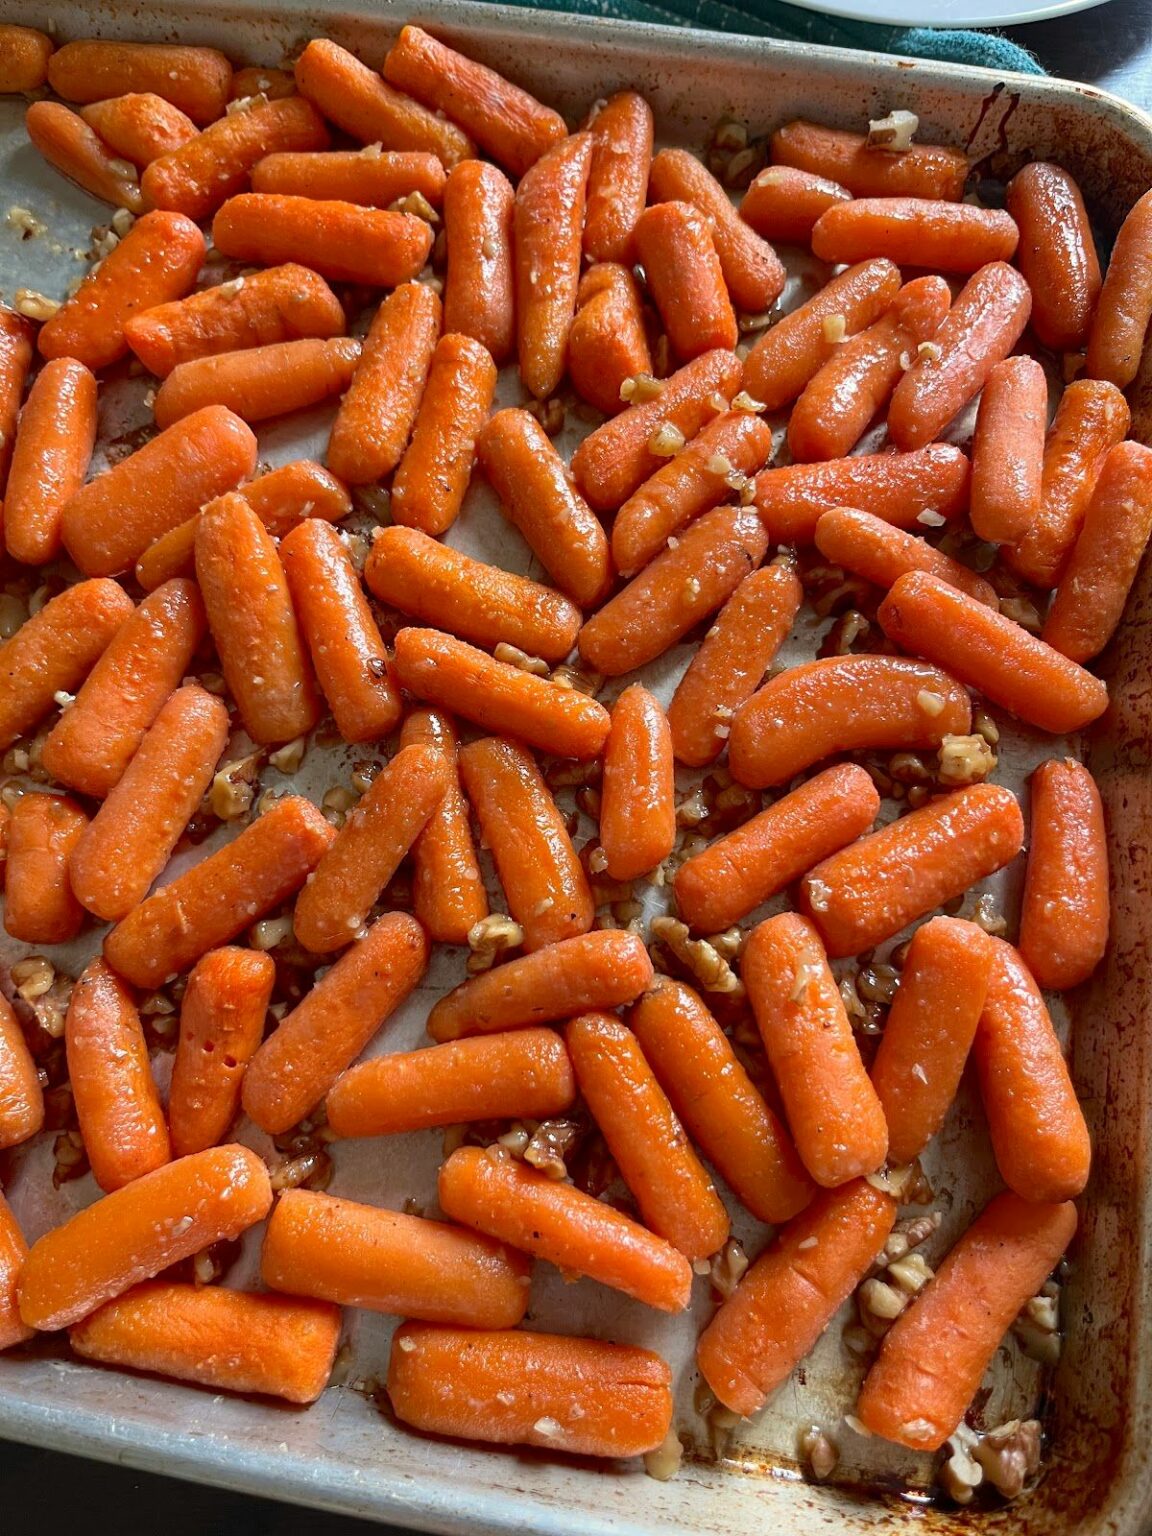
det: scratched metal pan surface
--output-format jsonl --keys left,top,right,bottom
{"left": 0, "top": 0, "right": 1149, "bottom": 1531}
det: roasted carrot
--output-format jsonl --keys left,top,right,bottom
{"left": 515, "top": 132, "right": 592, "bottom": 399}
{"left": 969, "top": 355, "right": 1048, "bottom": 546}
{"left": 0, "top": 309, "right": 34, "bottom": 497}
{"left": 0, "top": 25, "right": 53, "bottom": 93}
{"left": 390, "top": 333, "right": 496, "bottom": 537}
{"left": 0, "top": 1194, "right": 33, "bottom": 1351}
{"left": 5, "top": 793, "right": 88, "bottom": 945}
{"left": 0, "top": 993, "right": 43, "bottom": 1151}
{"left": 251, "top": 146, "right": 445, "bottom": 206}
{"left": 598, "top": 686, "right": 676, "bottom": 883}
{"left": 153, "top": 336, "right": 361, "bottom": 428}
{"left": 1006, "top": 162, "right": 1101, "bottom": 352}
{"left": 243, "top": 913, "right": 429, "bottom": 1132}
{"left": 442, "top": 159, "right": 515, "bottom": 364}
{"left": 230, "top": 66, "right": 296, "bottom": 102}
{"left": 438, "top": 1145, "right": 690, "bottom": 1312}
{"left": 457, "top": 735, "right": 593, "bottom": 952}
{"left": 70, "top": 1282, "right": 341, "bottom": 1404}
{"left": 698, "top": 1180, "right": 896, "bottom": 1416}
{"left": 4, "top": 357, "right": 97, "bottom": 566}
{"left": 812, "top": 199, "right": 1018, "bottom": 271}
{"left": 261, "top": 1187, "right": 529, "bottom": 1327}
{"left": 212, "top": 193, "right": 432, "bottom": 287}
{"left": 813, "top": 505, "right": 999, "bottom": 606}
{"left": 634, "top": 201, "right": 737, "bottom": 360}
{"left": 25, "top": 101, "right": 143, "bottom": 212}
{"left": 1086, "top": 188, "right": 1152, "bottom": 388}
{"left": 738, "top": 164, "right": 851, "bottom": 244}
{"left": 79, "top": 94, "right": 197, "bottom": 168}
{"left": 584, "top": 91, "right": 653, "bottom": 263}
{"left": 855, "top": 1193, "right": 1076, "bottom": 1450}
{"left": 771, "top": 119, "right": 968, "bottom": 201}
{"left": 567, "top": 263, "right": 652, "bottom": 417}
{"left": 47, "top": 40, "right": 232, "bottom": 125}
{"left": 1019, "top": 759, "right": 1108, "bottom": 992}
{"left": 401, "top": 709, "right": 488, "bottom": 945}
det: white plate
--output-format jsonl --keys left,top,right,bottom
{"left": 784, "top": 0, "right": 1112, "bottom": 29}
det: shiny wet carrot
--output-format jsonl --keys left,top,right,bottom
{"left": 514, "top": 132, "right": 591, "bottom": 399}
{"left": 1086, "top": 187, "right": 1152, "bottom": 388}
{"left": 811, "top": 198, "right": 1018, "bottom": 271}
{"left": 1006, "top": 162, "right": 1101, "bottom": 352}
{"left": 0, "top": 25, "right": 53, "bottom": 93}
{"left": 738, "top": 164, "right": 850, "bottom": 244}
{"left": 79, "top": 94, "right": 197, "bottom": 168}
{"left": 599, "top": 686, "right": 675, "bottom": 882}
{"left": 770, "top": 119, "right": 968, "bottom": 201}
{"left": 47, "top": 40, "right": 232, "bottom": 124}
{"left": 212, "top": 193, "right": 432, "bottom": 287}
{"left": 442, "top": 159, "right": 515, "bottom": 364}
{"left": 251, "top": 146, "right": 445, "bottom": 205}
{"left": 1019, "top": 759, "right": 1109, "bottom": 993}
{"left": 230, "top": 66, "right": 295, "bottom": 102}
{"left": 969, "top": 354, "right": 1048, "bottom": 546}
{"left": 0, "top": 309, "right": 34, "bottom": 498}
{"left": 5, "top": 793, "right": 88, "bottom": 945}
{"left": 0, "top": 993, "right": 43, "bottom": 1151}
{"left": 153, "top": 336, "right": 361, "bottom": 428}
{"left": 4, "top": 357, "right": 97, "bottom": 566}
{"left": 390, "top": 333, "right": 496, "bottom": 537}
{"left": 25, "top": 101, "right": 143, "bottom": 211}
{"left": 567, "top": 263, "right": 652, "bottom": 417}
{"left": 584, "top": 91, "right": 653, "bottom": 264}
{"left": 401, "top": 709, "right": 488, "bottom": 946}
{"left": 634, "top": 200, "right": 737, "bottom": 360}
{"left": 0, "top": 1194, "right": 32, "bottom": 1351}
{"left": 813, "top": 505, "right": 999, "bottom": 606}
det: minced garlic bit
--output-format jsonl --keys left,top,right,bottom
{"left": 588, "top": 846, "right": 609, "bottom": 875}
{"left": 917, "top": 688, "right": 946, "bottom": 717}
{"left": 225, "top": 91, "right": 269, "bottom": 114}
{"left": 52, "top": 690, "right": 75, "bottom": 712}
{"left": 360, "top": 141, "right": 384, "bottom": 160}
{"left": 806, "top": 877, "right": 832, "bottom": 914}
{"left": 938, "top": 732, "right": 996, "bottom": 786}
{"left": 533, "top": 1416, "right": 563, "bottom": 1439}
{"left": 709, "top": 1237, "right": 749, "bottom": 1299}
{"left": 916, "top": 508, "right": 947, "bottom": 528}
{"left": 111, "top": 207, "right": 136, "bottom": 237}
{"left": 268, "top": 735, "right": 307, "bottom": 774}
{"left": 619, "top": 371, "right": 664, "bottom": 405}
{"left": 250, "top": 914, "right": 294, "bottom": 951}
{"left": 493, "top": 641, "right": 549, "bottom": 676}
{"left": 731, "top": 389, "right": 766, "bottom": 412}
{"left": 6, "top": 206, "right": 45, "bottom": 239}
{"left": 866, "top": 109, "right": 919, "bottom": 152}
{"left": 14, "top": 288, "right": 59, "bottom": 321}
{"left": 643, "top": 1427, "right": 684, "bottom": 1482}
{"left": 799, "top": 1425, "right": 838, "bottom": 1481}
{"left": 390, "top": 190, "right": 439, "bottom": 223}
{"left": 650, "top": 914, "right": 743, "bottom": 996}
{"left": 821, "top": 313, "right": 847, "bottom": 345}
{"left": 682, "top": 576, "right": 702, "bottom": 603}
{"left": 649, "top": 421, "right": 686, "bottom": 457}
{"left": 789, "top": 958, "right": 821, "bottom": 1002}
{"left": 217, "top": 275, "right": 246, "bottom": 298}
{"left": 916, "top": 339, "right": 943, "bottom": 363}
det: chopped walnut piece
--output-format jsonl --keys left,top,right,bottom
{"left": 649, "top": 421, "right": 686, "bottom": 457}
{"left": 643, "top": 1427, "right": 684, "bottom": 1482}
{"left": 1012, "top": 1281, "right": 1061, "bottom": 1363}
{"left": 859, "top": 1276, "right": 908, "bottom": 1323}
{"left": 523, "top": 1118, "right": 582, "bottom": 1179}
{"left": 799, "top": 1425, "right": 839, "bottom": 1481}
{"left": 619, "top": 372, "right": 663, "bottom": 405}
{"left": 12, "top": 954, "right": 55, "bottom": 1002}
{"left": 884, "top": 1210, "right": 942, "bottom": 1261}
{"left": 867, "top": 109, "right": 919, "bottom": 151}
{"left": 939, "top": 1423, "right": 984, "bottom": 1505}
{"left": 973, "top": 1419, "right": 1042, "bottom": 1499}
{"left": 466, "top": 913, "right": 524, "bottom": 973}
{"left": 14, "top": 288, "right": 59, "bottom": 321}
{"left": 494, "top": 642, "right": 549, "bottom": 676}
{"left": 208, "top": 751, "right": 264, "bottom": 821}
{"left": 527, "top": 395, "right": 565, "bottom": 436}
{"left": 937, "top": 732, "right": 997, "bottom": 786}
{"left": 969, "top": 891, "right": 1008, "bottom": 937}
{"left": 821, "top": 314, "right": 847, "bottom": 344}
{"left": 650, "top": 915, "right": 744, "bottom": 996}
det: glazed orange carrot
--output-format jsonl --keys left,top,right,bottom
{"left": 744, "top": 914, "right": 888, "bottom": 1185}
{"left": 125, "top": 263, "right": 346, "bottom": 377}
{"left": 771, "top": 120, "right": 969, "bottom": 201}
{"left": 168, "top": 947, "right": 275, "bottom": 1158}
{"left": 667, "top": 563, "right": 801, "bottom": 767}
{"left": 742, "top": 258, "right": 901, "bottom": 411}
{"left": 212, "top": 194, "right": 432, "bottom": 287}
{"left": 675, "top": 764, "right": 880, "bottom": 933}
{"left": 800, "top": 784, "right": 1025, "bottom": 958}
{"left": 390, "top": 334, "right": 497, "bottom": 537}
{"left": 230, "top": 66, "right": 296, "bottom": 101}
{"left": 812, "top": 199, "right": 1018, "bottom": 271}
{"left": 292, "top": 752, "right": 447, "bottom": 956}
{"left": 477, "top": 408, "right": 612, "bottom": 608}
{"left": 103, "top": 796, "right": 334, "bottom": 988}
{"left": 1086, "top": 188, "right": 1152, "bottom": 387}
{"left": 428, "top": 929, "right": 654, "bottom": 1043}
{"left": 47, "top": 40, "right": 232, "bottom": 124}
{"left": 141, "top": 96, "right": 330, "bottom": 222}
{"left": 280, "top": 519, "right": 401, "bottom": 744}
{"left": 0, "top": 24, "right": 53, "bottom": 93}
{"left": 68, "top": 684, "right": 229, "bottom": 921}
{"left": 856, "top": 1193, "right": 1076, "bottom": 1450}
{"left": 251, "top": 146, "right": 445, "bottom": 205}
{"left": 515, "top": 132, "right": 592, "bottom": 399}
{"left": 392, "top": 628, "right": 610, "bottom": 761}
{"left": 293, "top": 39, "right": 473, "bottom": 167}
{"left": 388, "top": 1325, "right": 673, "bottom": 1458}
{"left": 870, "top": 917, "right": 996, "bottom": 1167}
{"left": 442, "top": 159, "right": 515, "bottom": 364}
{"left": 458, "top": 735, "right": 592, "bottom": 952}
{"left": 18, "top": 1144, "right": 272, "bottom": 1332}
{"left": 0, "top": 1194, "right": 32, "bottom": 1351}
{"left": 738, "top": 164, "right": 851, "bottom": 244}
{"left": 439, "top": 1145, "right": 691, "bottom": 1312}
{"left": 634, "top": 201, "right": 738, "bottom": 360}
{"left": 5, "top": 793, "right": 88, "bottom": 945}
{"left": 568, "top": 1013, "right": 730, "bottom": 1260}
{"left": 79, "top": 94, "right": 198, "bottom": 168}
{"left": 599, "top": 686, "right": 675, "bottom": 882}
{"left": 262, "top": 1187, "right": 529, "bottom": 1326}
{"left": 401, "top": 710, "right": 488, "bottom": 945}
{"left": 579, "top": 504, "right": 768, "bottom": 676}
{"left": 698, "top": 1180, "right": 896, "bottom": 1416}
{"left": 64, "top": 958, "right": 170, "bottom": 1193}
{"left": 583, "top": 91, "right": 653, "bottom": 263}
{"left": 0, "top": 309, "right": 34, "bottom": 497}
{"left": 25, "top": 101, "right": 143, "bottom": 211}
{"left": 813, "top": 506, "right": 999, "bottom": 606}
{"left": 571, "top": 349, "right": 743, "bottom": 514}
{"left": 567, "top": 263, "right": 652, "bottom": 417}
{"left": 384, "top": 24, "right": 566, "bottom": 177}
{"left": 243, "top": 913, "right": 429, "bottom": 1132}
{"left": 1006, "top": 162, "right": 1101, "bottom": 352}
{"left": 877, "top": 571, "right": 1110, "bottom": 733}
{"left": 888, "top": 263, "right": 1032, "bottom": 450}
{"left": 153, "top": 336, "right": 361, "bottom": 428}
{"left": 328, "top": 1029, "right": 575, "bottom": 1138}
{"left": 70, "top": 1282, "right": 341, "bottom": 1404}
{"left": 4, "top": 357, "right": 97, "bottom": 566}
{"left": 1007, "top": 378, "right": 1130, "bottom": 589}
{"left": 787, "top": 275, "right": 952, "bottom": 463}
{"left": 969, "top": 355, "right": 1048, "bottom": 546}
{"left": 327, "top": 280, "right": 441, "bottom": 485}
{"left": 0, "top": 578, "right": 133, "bottom": 750}
{"left": 1044, "top": 441, "right": 1152, "bottom": 662}
{"left": 0, "top": 993, "right": 43, "bottom": 1151}
{"left": 1019, "top": 759, "right": 1108, "bottom": 993}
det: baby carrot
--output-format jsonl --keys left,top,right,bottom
{"left": 103, "top": 796, "right": 334, "bottom": 988}
{"left": 5, "top": 793, "right": 88, "bottom": 945}
{"left": 292, "top": 751, "right": 448, "bottom": 955}
{"left": 280, "top": 518, "right": 402, "bottom": 743}
{"left": 4, "top": 357, "right": 97, "bottom": 566}
{"left": 68, "top": 684, "right": 229, "bottom": 921}
{"left": 442, "top": 160, "right": 515, "bottom": 364}
{"left": 231, "top": 66, "right": 296, "bottom": 102}
{"left": 153, "top": 336, "right": 361, "bottom": 428}
{"left": 813, "top": 505, "right": 999, "bottom": 606}
{"left": 744, "top": 914, "right": 889, "bottom": 1185}
{"left": 0, "top": 25, "right": 53, "bottom": 93}
{"left": 294, "top": 39, "right": 473, "bottom": 167}
{"left": 1019, "top": 759, "right": 1109, "bottom": 992}
{"left": 390, "top": 333, "right": 497, "bottom": 537}
{"left": 168, "top": 947, "right": 275, "bottom": 1158}
{"left": 70, "top": 1282, "right": 341, "bottom": 1405}
{"left": 878, "top": 570, "right": 1110, "bottom": 733}
{"left": 969, "top": 355, "right": 1048, "bottom": 546}
{"left": 477, "top": 408, "right": 612, "bottom": 608}
{"left": 47, "top": 40, "right": 232, "bottom": 125}
{"left": 698, "top": 1180, "right": 896, "bottom": 1417}
{"left": 634, "top": 201, "right": 738, "bottom": 360}
{"left": 327, "top": 1029, "right": 575, "bottom": 1138}
{"left": 0, "top": 993, "right": 43, "bottom": 1151}
{"left": 25, "top": 101, "right": 143, "bottom": 212}
{"left": 515, "top": 132, "right": 591, "bottom": 400}
{"left": 428, "top": 929, "right": 654, "bottom": 1044}
{"left": 79, "top": 94, "right": 198, "bottom": 168}
{"left": 1006, "top": 162, "right": 1101, "bottom": 352}
{"left": 384, "top": 24, "right": 566, "bottom": 177}
{"left": 567, "top": 263, "right": 652, "bottom": 417}
{"left": 64, "top": 958, "right": 170, "bottom": 1193}
{"left": 212, "top": 194, "right": 432, "bottom": 288}
{"left": 870, "top": 917, "right": 996, "bottom": 1167}
{"left": 0, "top": 1194, "right": 32, "bottom": 1351}
{"left": 327, "top": 280, "right": 441, "bottom": 486}
{"left": 811, "top": 199, "right": 1018, "bottom": 271}
{"left": 667, "top": 563, "right": 801, "bottom": 767}
{"left": 251, "top": 146, "right": 445, "bottom": 206}
{"left": 439, "top": 1145, "right": 690, "bottom": 1312}
{"left": 261, "top": 1187, "right": 529, "bottom": 1327}
{"left": 888, "top": 262, "right": 1032, "bottom": 450}
{"left": 388, "top": 1325, "right": 673, "bottom": 1459}
{"left": 392, "top": 628, "right": 610, "bottom": 760}
{"left": 855, "top": 1193, "right": 1076, "bottom": 1450}
{"left": 800, "top": 783, "right": 1025, "bottom": 958}
{"left": 458, "top": 736, "right": 593, "bottom": 952}
{"left": 1086, "top": 187, "right": 1152, "bottom": 388}
{"left": 738, "top": 164, "right": 851, "bottom": 244}
{"left": 770, "top": 119, "right": 968, "bottom": 201}
{"left": 599, "top": 685, "right": 675, "bottom": 882}
{"left": 675, "top": 763, "right": 880, "bottom": 933}
{"left": 584, "top": 91, "right": 653, "bottom": 264}
{"left": 18, "top": 1144, "right": 273, "bottom": 1332}
{"left": 0, "top": 309, "right": 34, "bottom": 497}
{"left": 401, "top": 709, "right": 488, "bottom": 945}
{"left": 243, "top": 913, "right": 429, "bottom": 1132}
{"left": 579, "top": 504, "right": 768, "bottom": 676}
